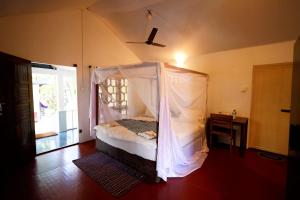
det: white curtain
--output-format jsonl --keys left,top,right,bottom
{"left": 89, "top": 63, "right": 160, "bottom": 137}
{"left": 118, "top": 62, "right": 160, "bottom": 120}
{"left": 89, "top": 62, "right": 208, "bottom": 181}
{"left": 157, "top": 65, "right": 208, "bottom": 181}
{"left": 89, "top": 67, "right": 122, "bottom": 137}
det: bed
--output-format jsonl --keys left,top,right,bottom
{"left": 94, "top": 116, "right": 206, "bottom": 181}
{"left": 90, "top": 62, "right": 208, "bottom": 181}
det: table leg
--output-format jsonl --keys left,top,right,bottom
{"left": 240, "top": 123, "right": 248, "bottom": 157}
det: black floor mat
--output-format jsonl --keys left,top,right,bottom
{"left": 73, "top": 152, "right": 144, "bottom": 198}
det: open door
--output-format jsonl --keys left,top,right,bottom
{"left": 0, "top": 52, "right": 35, "bottom": 177}
{"left": 32, "top": 64, "right": 79, "bottom": 154}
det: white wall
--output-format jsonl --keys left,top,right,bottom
{"left": 0, "top": 8, "right": 295, "bottom": 146}
{"left": 190, "top": 41, "right": 294, "bottom": 117}
{"left": 188, "top": 41, "right": 295, "bottom": 146}
{"left": 0, "top": 9, "right": 140, "bottom": 142}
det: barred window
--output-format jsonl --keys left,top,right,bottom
{"left": 99, "top": 78, "right": 128, "bottom": 115}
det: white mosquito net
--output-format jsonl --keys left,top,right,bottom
{"left": 89, "top": 62, "right": 208, "bottom": 181}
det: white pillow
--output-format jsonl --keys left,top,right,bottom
{"left": 98, "top": 121, "right": 119, "bottom": 128}
{"left": 137, "top": 131, "right": 157, "bottom": 140}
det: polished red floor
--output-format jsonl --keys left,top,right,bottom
{"left": 4, "top": 141, "right": 287, "bottom": 200}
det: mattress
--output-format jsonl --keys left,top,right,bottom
{"left": 95, "top": 120, "right": 157, "bottom": 161}
{"left": 171, "top": 118, "right": 205, "bottom": 147}
{"left": 95, "top": 116, "right": 205, "bottom": 161}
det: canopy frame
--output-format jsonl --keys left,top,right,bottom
{"left": 91, "top": 62, "right": 209, "bottom": 182}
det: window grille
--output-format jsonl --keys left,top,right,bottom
{"left": 98, "top": 78, "right": 128, "bottom": 115}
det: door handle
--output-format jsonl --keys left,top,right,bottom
{"left": 281, "top": 109, "right": 291, "bottom": 113}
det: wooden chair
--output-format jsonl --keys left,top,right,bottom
{"left": 210, "top": 114, "right": 236, "bottom": 151}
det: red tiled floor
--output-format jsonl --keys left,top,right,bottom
{"left": 4, "top": 141, "right": 287, "bottom": 200}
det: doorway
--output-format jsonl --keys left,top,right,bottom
{"left": 249, "top": 63, "right": 292, "bottom": 155}
{"left": 32, "top": 63, "right": 79, "bottom": 154}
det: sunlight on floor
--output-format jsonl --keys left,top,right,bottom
{"left": 36, "top": 129, "right": 79, "bottom": 154}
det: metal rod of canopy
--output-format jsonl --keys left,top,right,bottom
{"left": 95, "top": 62, "right": 159, "bottom": 70}
{"left": 164, "top": 63, "right": 208, "bottom": 76}
{"left": 95, "top": 62, "right": 208, "bottom": 77}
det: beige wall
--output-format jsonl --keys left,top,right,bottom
{"left": 0, "top": 8, "right": 295, "bottom": 146}
{"left": 0, "top": 9, "right": 140, "bottom": 142}
{"left": 190, "top": 41, "right": 294, "bottom": 117}
{"left": 188, "top": 41, "right": 295, "bottom": 146}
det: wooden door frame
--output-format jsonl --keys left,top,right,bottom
{"left": 249, "top": 62, "right": 293, "bottom": 152}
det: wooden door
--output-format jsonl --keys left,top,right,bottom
{"left": 14, "top": 62, "right": 36, "bottom": 161}
{"left": 250, "top": 63, "right": 292, "bottom": 155}
{"left": 0, "top": 52, "right": 35, "bottom": 170}
{"left": 0, "top": 59, "right": 13, "bottom": 167}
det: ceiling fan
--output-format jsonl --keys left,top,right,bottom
{"left": 126, "top": 27, "right": 166, "bottom": 47}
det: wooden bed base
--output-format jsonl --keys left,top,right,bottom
{"left": 96, "top": 138, "right": 160, "bottom": 183}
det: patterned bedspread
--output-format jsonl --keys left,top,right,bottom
{"left": 116, "top": 119, "right": 158, "bottom": 134}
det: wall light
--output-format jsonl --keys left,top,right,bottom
{"left": 174, "top": 52, "right": 187, "bottom": 67}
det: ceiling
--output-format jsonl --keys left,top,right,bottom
{"left": 0, "top": 0, "right": 96, "bottom": 16}
{"left": 1, "top": 0, "right": 300, "bottom": 62}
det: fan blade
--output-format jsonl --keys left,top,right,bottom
{"left": 151, "top": 42, "right": 166, "bottom": 47}
{"left": 146, "top": 28, "right": 158, "bottom": 44}
{"left": 126, "top": 41, "right": 145, "bottom": 44}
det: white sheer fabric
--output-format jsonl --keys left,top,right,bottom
{"left": 90, "top": 63, "right": 160, "bottom": 136}
{"left": 157, "top": 65, "right": 208, "bottom": 181}
{"left": 89, "top": 62, "right": 208, "bottom": 181}
{"left": 118, "top": 63, "right": 159, "bottom": 120}
{"left": 90, "top": 68, "right": 122, "bottom": 136}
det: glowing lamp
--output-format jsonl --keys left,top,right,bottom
{"left": 174, "top": 52, "right": 187, "bottom": 67}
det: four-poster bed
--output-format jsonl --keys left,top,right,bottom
{"left": 90, "top": 62, "right": 209, "bottom": 182}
